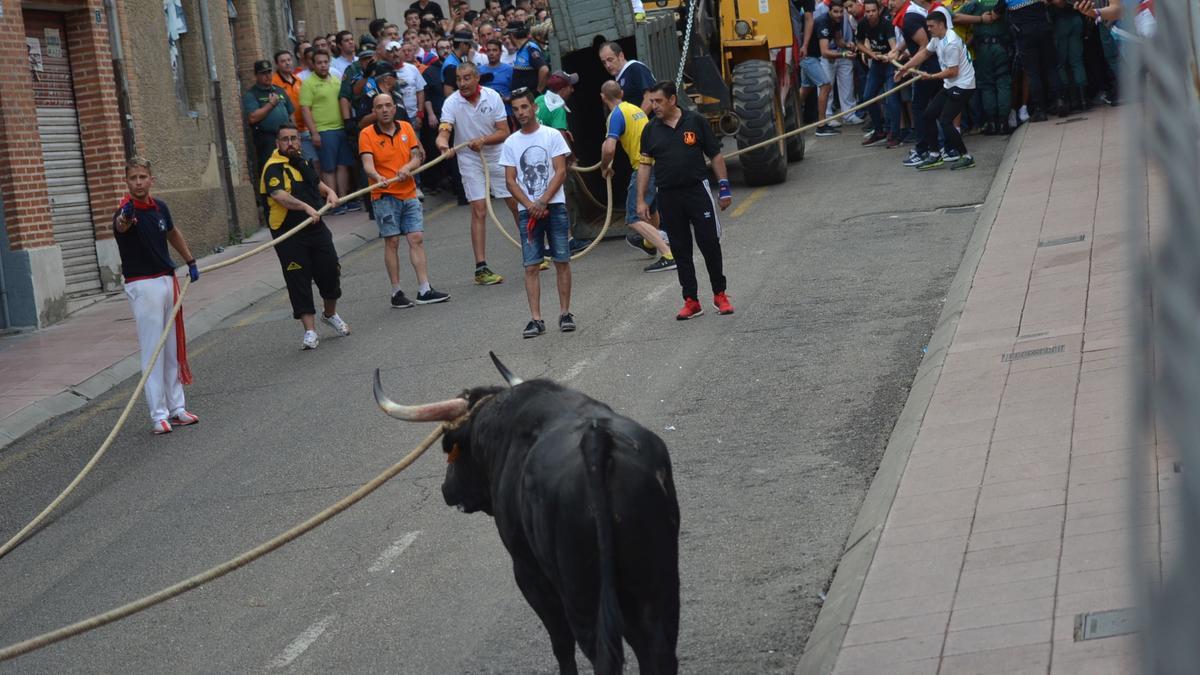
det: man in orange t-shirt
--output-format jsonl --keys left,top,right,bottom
{"left": 272, "top": 50, "right": 318, "bottom": 162}
{"left": 359, "top": 93, "right": 449, "bottom": 308}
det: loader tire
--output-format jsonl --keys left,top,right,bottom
{"left": 732, "top": 59, "right": 787, "bottom": 186}
{"left": 783, "top": 88, "right": 806, "bottom": 162}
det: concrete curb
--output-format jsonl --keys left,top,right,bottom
{"left": 795, "top": 126, "right": 1028, "bottom": 675}
{"left": 0, "top": 220, "right": 383, "bottom": 453}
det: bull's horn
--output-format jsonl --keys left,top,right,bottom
{"left": 373, "top": 369, "right": 470, "bottom": 421}
{"left": 488, "top": 351, "right": 523, "bottom": 386}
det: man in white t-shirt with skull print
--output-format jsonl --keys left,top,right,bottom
{"left": 500, "top": 88, "right": 575, "bottom": 339}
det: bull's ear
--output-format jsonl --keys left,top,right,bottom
{"left": 488, "top": 351, "right": 524, "bottom": 386}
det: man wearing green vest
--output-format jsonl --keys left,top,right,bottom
{"left": 956, "top": 0, "right": 1012, "bottom": 134}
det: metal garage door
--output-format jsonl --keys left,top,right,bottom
{"left": 26, "top": 10, "right": 102, "bottom": 297}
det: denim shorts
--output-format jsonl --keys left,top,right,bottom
{"left": 299, "top": 132, "right": 319, "bottom": 164}
{"left": 800, "top": 57, "right": 832, "bottom": 88}
{"left": 373, "top": 195, "right": 423, "bottom": 237}
{"left": 316, "top": 129, "right": 355, "bottom": 169}
{"left": 518, "top": 203, "right": 570, "bottom": 267}
{"left": 625, "top": 169, "right": 657, "bottom": 225}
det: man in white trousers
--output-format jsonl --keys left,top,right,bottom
{"left": 112, "top": 156, "right": 201, "bottom": 435}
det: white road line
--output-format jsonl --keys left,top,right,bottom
{"left": 367, "top": 531, "right": 422, "bottom": 573}
{"left": 267, "top": 614, "right": 336, "bottom": 669}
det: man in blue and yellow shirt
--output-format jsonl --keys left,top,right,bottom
{"left": 260, "top": 123, "right": 350, "bottom": 350}
{"left": 599, "top": 80, "right": 675, "bottom": 274}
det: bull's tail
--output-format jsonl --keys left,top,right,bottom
{"left": 581, "top": 419, "right": 624, "bottom": 674}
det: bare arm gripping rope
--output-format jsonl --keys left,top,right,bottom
{"left": 0, "top": 142, "right": 471, "bottom": 562}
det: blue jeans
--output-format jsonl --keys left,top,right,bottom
{"left": 862, "top": 60, "right": 894, "bottom": 133}
{"left": 518, "top": 203, "right": 570, "bottom": 267}
{"left": 373, "top": 195, "right": 423, "bottom": 237}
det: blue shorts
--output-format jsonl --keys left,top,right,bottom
{"left": 373, "top": 195, "right": 423, "bottom": 237}
{"left": 800, "top": 57, "right": 832, "bottom": 88}
{"left": 518, "top": 203, "right": 570, "bottom": 267}
{"left": 299, "top": 132, "right": 319, "bottom": 164}
{"left": 316, "top": 129, "right": 355, "bottom": 169}
{"left": 626, "top": 169, "right": 657, "bottom": 225}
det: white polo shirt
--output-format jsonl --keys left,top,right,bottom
{"left": 441, "top": 86, "right": 507, "bottom": 162}
{"left": 928, "top": 30, "right": 975, "bottom": 90}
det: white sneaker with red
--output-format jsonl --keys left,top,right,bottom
{"left": 152, "top": 420, "right": 173, "bottom": 435}
{"left": 170, "top": 410, "right": 199, "bottom": 426}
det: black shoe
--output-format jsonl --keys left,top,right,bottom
{"left": 625, "top": 233, "right": 656, "bottom": 257}
{"left": 861, "top": 130, "right": 889, "bottom": 147}
{"left": 982, "top": 121, "right": 997, "bottom": 136}
{"left": 1055, "top": 98, "right": 1070, "bottom": 118}
{"left": 643, "top": 256, "right": 677, "bottom": 273}
{"left": 815, "top": 124, "right": 841, "bottom": 137}
{"left": 345, "top": 201, "right": 364, "bottom": 212}
{"left": 522, "top": 319, "right": 546, "bottom": 338}
{"left": 559, "top": 313, "right": 576, "bottom": 332}
{"left": 415, "top": 288, "right": 450, "bottom": 304}
{"left": 391, "top": 290, "right": 414, "bottom": 308}
{"left": 1069, "top": 87, "right": 1084, "bottom": 113}
{"left": 1030, "top": 110, "right": 1048, "bottom": 123}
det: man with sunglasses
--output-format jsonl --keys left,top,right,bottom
{"left": 260, "top": 123, "right": 350, "bottom": 350}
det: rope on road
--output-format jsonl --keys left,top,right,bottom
{"left": 0, "top": 423, "right": 447, "bottom": 662}
{"left": 0, "top": 143, "right": 471, "bottom": 562}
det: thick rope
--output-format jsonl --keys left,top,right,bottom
{"left": 0, "top": 423, "right": 446, "bottom": 662}
{"left": 1, "top": 71, "right": 927, "bottom": 559}
{"left": 480, "top": 150, "right": 615, "bottom": 261}
{"left": 0, "top": 142, "right": 472, "bottom": 561}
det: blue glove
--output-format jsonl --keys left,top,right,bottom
{"left": 718, "top": 179, "right": 732, "bottom": 201}
{"left": 187, "top": 260, "right": 199, "bottom": 282}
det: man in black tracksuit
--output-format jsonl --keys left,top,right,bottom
{"left": 260, "top": 122, "right": 351, "bottom": 350}
{"left": 636, "top": 81, "right": 735, "bottom": 321}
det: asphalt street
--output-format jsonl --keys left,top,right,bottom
{"left": 0, "top": 127, "right": 1008, "bottom": 673}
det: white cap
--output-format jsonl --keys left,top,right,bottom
{"left": 385, "top": 40, "right": 403, "bottom": 51}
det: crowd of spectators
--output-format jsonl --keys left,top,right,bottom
{"left": 243, "top": 0, "right": 559, "bottom": 220}
{"left": 794, "top": 0, "right": 1138, "bottom": 169}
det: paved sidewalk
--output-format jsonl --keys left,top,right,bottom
{"left": 802, "top": 105, "right": 1163, "bottom": 674}
{"left": 0, "top": 208, "right": 395, "bottom": 449}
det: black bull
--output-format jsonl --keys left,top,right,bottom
{"left": 374, "top": 357, "right": 680, "bottom": 675}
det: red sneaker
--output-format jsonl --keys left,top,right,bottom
{"left": 714, "top": 292, "right": 735, "bottom": 315}
{"left": 170, "top": 410, "right": 200, "bottom": 426}
{"left": 676, "top": 297, "right": 704, "bottom": 320}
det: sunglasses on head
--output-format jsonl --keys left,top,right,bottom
{"left": 510, "top": 87, "right": 530, "bottom": 96}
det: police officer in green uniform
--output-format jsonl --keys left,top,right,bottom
{"left": 1050, "top": 0, "right": 1087, "bottom": 111}
{"left": 957, "top": 0, "right": 1012, "bottom": 134}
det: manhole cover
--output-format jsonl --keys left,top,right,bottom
{"left": 1075, "top": 608, "right": 1137, "bottom": 641}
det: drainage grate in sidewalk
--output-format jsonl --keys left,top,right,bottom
{"left": 1056, "top": 116, "right": 1089, "bottom": 125}
{"left": 1038, "top": 234, "right": 1087, "bottom": 247}
{"left": 1001, "top": 344, "right": 1066, "bottom": 363}
{"left": 1074, "top": 607, "right": 1138, "bottom": 641}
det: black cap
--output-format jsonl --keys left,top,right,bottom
{"left": 253, "top": 59, "right": 273, "bottom": 74}
{"left": 506, "top": 21, "right": 529, "bottom": 38}
{"left": 452, "top": 30, "right": 475, "bottom": 44}
{"left": 360, "top": 35, "right": 378, "bottom": 49}
{"left": 371, "top": 62, "right": 397, "bottom": 79}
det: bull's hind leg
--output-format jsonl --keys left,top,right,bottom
{"left": 513, "top": 560, "right": 579, "bottom": 675}
{"left": 622, "top": 595, "right": 679, "bottom": 675}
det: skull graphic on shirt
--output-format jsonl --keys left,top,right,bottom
{"left": 519, "top": 146, "right": 550, "bottom": 199}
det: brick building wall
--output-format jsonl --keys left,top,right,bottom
{"left": 0, "top": 0, "right": 54, "bottom": 253}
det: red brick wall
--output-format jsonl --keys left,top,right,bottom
{"left": 0, "top": 0, "right": 54, "bottom": 251}
{"left": 65, "top": 3, "right": 126, "bottom": 242}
